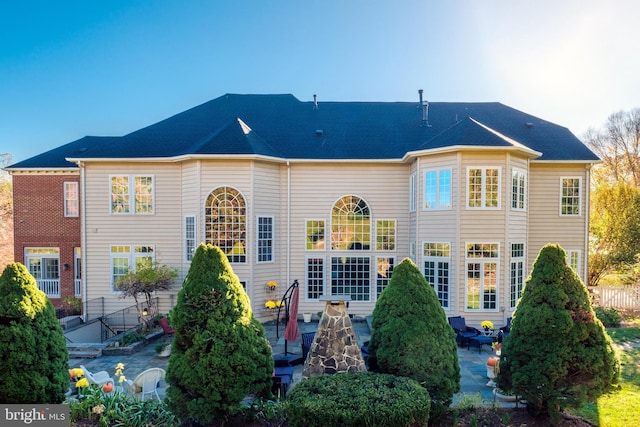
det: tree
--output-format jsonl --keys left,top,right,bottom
{"left": 497, "top": 244, "right": 620, "bottom": 424}
{"left": 165, "top": 244, "right": 274, "bottom": 425}
{"left": 588, "top": 183, "right": 640, "bottom": 286}
{"left": 0, "top": 262, "right": 69, "bottom": 403}
{"left": 584, "top": 108, "right": 640, "bottom": 187}
{"left": 115, "top": 262, "right": 178, "bottom": 331}
{"left": 367, "top": 257, "right": 460, "bottom": 419}
{"left": 0, "top": 153, "right": 13, "bottom": 267}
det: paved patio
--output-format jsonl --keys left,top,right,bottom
{"left": 69, "top": 317, "right": 517, "bottom": 407}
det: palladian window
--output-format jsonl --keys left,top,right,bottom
{"left": 205, "top": 186, "right": 246, "bottom": 262}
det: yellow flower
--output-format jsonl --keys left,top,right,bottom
{"left": 92, "top": 404, "right": 105, "bottom": 415}
{"left": 481, "top": 320, "right": 494, "bottom": 329}
{"left": 71, "top": 368, "right": 84, "bottom": 378}
{"left": 267, "top": 281, "right": 278, "bottom": 289}
{"left": 265, "top": 300, "right": 276, "bottom": 309}
{"left": 115, "top": 362, "right": 126, "bottom": 383}
{"left": 275, "top": 300, "right": 285, "bottom": 307}
{"left": 75, "top": 378, "right": 89, "bottom": 388}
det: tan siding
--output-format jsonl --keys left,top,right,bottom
{"left": 84, "top": 162, "right": 183, "bottom": 315}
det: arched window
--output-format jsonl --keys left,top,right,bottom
{"left": 331, "top": 195, "right": 370, "bottom": 250}
{"left": 205, "top": 186, "right": 246, "bottom": 262}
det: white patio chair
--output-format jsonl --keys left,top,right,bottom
{"left": 125, "top": 368, "right": 166, "bottom": 401}
{"left": 79, "top": 365, "right": 114, "bottom": 387}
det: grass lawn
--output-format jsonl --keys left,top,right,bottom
{"left": 569, "top": 316, "right": 640, "bottom": 427}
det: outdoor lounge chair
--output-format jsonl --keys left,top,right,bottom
{"left": 159, "top": 317, "right": 174, "bottom": 335}
{"left": 448, "top": 316, "right": 479, "bottom": 347}
{"left": 301, "top": 332, "right": 315, "bottom": 361}
{"left": 498, "top": 317, "right": 512, "bottom": 342}
{"left": 79, "top": 365, "right": 114, "bottom": 387}
{"left": 125, "top": 368, "right": 166, "bottom": 401}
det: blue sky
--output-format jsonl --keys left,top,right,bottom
{"left": 2, "top": 0, "right": 639, "bottom": 163}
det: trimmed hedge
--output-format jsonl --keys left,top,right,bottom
{"left": 286, "top": 372, "right": 430, "bottom": 427}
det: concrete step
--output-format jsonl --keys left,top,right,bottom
{"left": 67, "top": 346, "right": 103, "bottom": 359}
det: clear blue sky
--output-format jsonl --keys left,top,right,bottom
{"left": 2, "top": 0, "right": 639, "bottom": 163}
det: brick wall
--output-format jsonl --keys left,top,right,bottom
{"left": 13, "top": 174, "right": 81, "bottom": 306}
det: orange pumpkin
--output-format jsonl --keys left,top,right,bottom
{"left": 487, "top": 356, "right": 499, "bottom": 367}
{"left": 69, "top": 369, "right": 76, "bottom": 379}
{"left": 102, "top": 382, "right": 114, "bottom": 393}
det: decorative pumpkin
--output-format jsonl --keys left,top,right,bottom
{"left": 69, "top": 369, "right": 76, "bottom": 379}
{"left": 102, "top": 382, "right": 114, "bottom": 393}
{"left": 487, "top": 356, "right": 499, "bottom": 367}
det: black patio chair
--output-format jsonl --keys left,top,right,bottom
{"left": 448, "top": 316, "right": 479, "bottom": 347}
{"left": 498, "top": 317, "right": 512, "bottom": 342}
{"left": 301, "top": 332, "right": 315, "bottom": 361}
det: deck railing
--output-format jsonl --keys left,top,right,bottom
{"left": 37, "top": 279, "right": 60, "bottom": 298}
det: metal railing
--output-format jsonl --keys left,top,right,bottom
{"left": 37, "top": 279, "right": 60, "bottom": 298}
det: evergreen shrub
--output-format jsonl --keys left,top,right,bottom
{"left": 594, "top": 307, "right": 621, "bottom": 327}
{"left": 0, "top": 262, "right": 69, "bottom": 403}
{"left": 286, "top": 371, "right": 430, "bottom": 427}
{"left": 367, "top": 258, "right": 460, "bottom": 419}
{"left": 497, "top": 243, "right": 621, "bottom": 424}
{"left": 165, "top": 244, "right": 274, "bottom": 425}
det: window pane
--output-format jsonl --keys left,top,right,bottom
{"left": 135, "top": 176, "right": 154, "bottom": 213}
{"left": 425, "top": 171, "right": 436, "bottom": 209}
{"left": 306, "top": 220, "right": 325, "bottom": 250}
{"left": 561, "top": 178, "right": 581, "bottom": 215}
{"left": 257, "top": 217, "right": 273, "bottom": 262}
{"left": 185, "top": 216, "right": 196, "bottom": 261}
{"left": 376, "top": 220, "right": 395, "bottom": 251}
{"left": 439, "top": 170, "right": 451, "bottom": 208}
{"left": 468, "top": 169, "right": 482, "bottom": 207}
{"left": 331, "top": 257, "right": 370, "bottom": 301}
{"left": 111, "top": 176, "right": 129, "bottom": 213}
{"left": 376, "top": 257, "right": 394, "bottom": 298}
{"left": 205, "top": 187, "right": 246, "bottom": 262}
{"left": 331, "top": 196, "right": 370, "bottom": 250}
{"left": 64, "top": 182, "right": 79, "bottom": 217}
{"left": 307, "top": 257, "right": 324, "bottom": 299}
{"left": 485, "top": 169, "right": 499, "bottom": 208}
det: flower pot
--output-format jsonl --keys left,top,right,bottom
{"left": 303, "top": 313, "right": 312, "bottom": 323}
{"left": 493, "top": 388, "right": 518, "bottom": 402}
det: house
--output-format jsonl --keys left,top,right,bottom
{"left": 6, "top": 92, "right": 599, "bottom": 328}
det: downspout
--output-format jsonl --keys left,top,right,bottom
{"left": 584, "top": 164, "right": 591, "bottom": 282}
{"left": 79, "top": 161, "right": 87, "bottom": 322}
{"left": 286, "top": 161, "right": 291, "bottom": 285}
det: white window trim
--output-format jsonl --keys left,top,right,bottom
{"left": 305, "top": 218, "right": 327, "bottom": 251}
{"left": 422, "top": 241, "right": 451, "bottom": 310}
{"left": 409, "top": 172, "right": 417, "bottom": 212}
{"left": 64, "top": 181, "right": 79, "bottom": 217}
{"left": 110, "top": 244, "right": 155, "bottom": 292}
{"left": 256, "top": 215, "right": 274, "bottom": 263}
{"left": 375, "top": 219, "right": 397, "bottom": 251}
{"left": 423, "top": 168, "right": 452, "bottom": 210}
{"left": 305, "top": 255, "right": 325, "bottom": 301}
{"left": 509, "top": 242, "right": 525, "bottom": 309}
{"left": 466, "top": 167, "right": 501, "bottom": 210}
{"left": 109, "top": 174, "right": 155, "bottom": 215}
{"left": 184, "top": 215, "right": 196, "bottom": 262}
{"left": 559, "top": 176, "right": 582, "bottom": 216}
{"left": 567, "top": 249, "right": 580, "bottom": 273}
{"left": 511, "top": 168, "right": 527, "bottom": 211}
{"left": 464, "top": 242, "right": 500, "bottom": 311}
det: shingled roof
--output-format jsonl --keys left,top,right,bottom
{"left": 7, "top": 93, "right": 599, "bottom": 169}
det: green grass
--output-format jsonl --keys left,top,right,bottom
{"left": 569, "top": 323, "right": 640, "bottom": 426}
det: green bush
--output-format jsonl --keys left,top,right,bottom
{"left": 117, "top": 331, "right": 146, "bottom": 346}
{"left": 68, "top": 385, "right": 176, "bottom": 426}
{"left": 595, "top": 307, "right": 622, "bottom": 327}
{"left": 286, "top": 372, "right": 430, "bottom": 427}
{"left": 165, "top": 244, "right": 274, "bottom": 425}
{"left": 497, "top": 244, "right": 621, "bottom": 424}
{"left": 0, "top": 263, "right": 69, "bottom": 404}
{"left": 367, "top": 258, "right": 460, "bottom": 419}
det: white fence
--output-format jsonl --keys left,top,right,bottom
{"left": 588, "top": 285, "right": 640, "bottom": 311}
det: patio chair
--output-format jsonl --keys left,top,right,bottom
{"left": 159, "top": 317, "right": 174, "bottom": 335}
{"left": 448, "top": 316, "right": 479, "bottom": 347}
{"left": 272, "top": 365, "right": 294, "bottom": 400}
{"left": 301, "top": 332, "right": 315, "bottom": 361}
{"left": 125, "top": 368, "right": 166, "bottom": 401}
{"left": 498, "top": 317, "right": 512, "bottom": 342}
{"left": 79, "top": 365, "right": 114, "bottom": 387}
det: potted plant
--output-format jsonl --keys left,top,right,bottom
{"left": 303, "top": 312, "right": 312, "bottom": 322}
{"left": 155, "top": 341, "right": 171, "bottom": 357}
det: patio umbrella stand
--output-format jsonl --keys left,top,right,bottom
{"left": 274, "top": 280, "right": 304, "bottom": 366}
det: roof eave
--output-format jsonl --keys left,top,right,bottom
{"left": 402, "top": 145, "right": 541, "bottom": 162}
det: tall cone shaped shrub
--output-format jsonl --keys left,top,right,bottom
{"left": 497, "top": 243, "right": 620, "bottom": 424}
{"left": 165, "top": 244, "right": 274, "bottom": 425}
{"left": 367, "top": 258, "right": 460, "bottom": 419}
{"left": 0, "top": 263, "right": 69, "bottom": 403}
